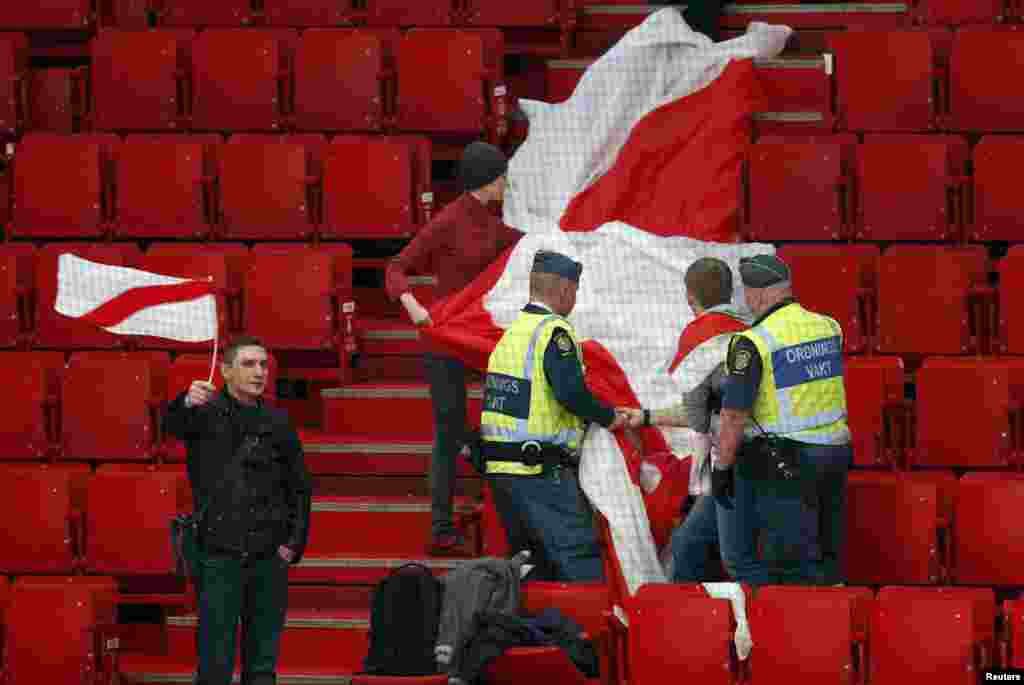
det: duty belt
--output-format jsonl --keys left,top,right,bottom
{"left": 480, "top": 440, "right": 580, "bottom": 476}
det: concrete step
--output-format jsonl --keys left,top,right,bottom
{"left": 305, "top": 496, "right": 483, "bottom": 559}
{"left": 302, "top": 432, "right": 480, "bottom": 477}
{"left": 321, "top": 383, "right": 484, "bottom": 439}
{"left": 721, "top": 2, "right": 909, "bottom": 29}
{"left": 354, "top": 317, "right": 423, "bottom": 356}
{"left": 290, "top": 554, "right": 473, "bottom": 584}
{"left": 312, "top": 474, "right": 483, "bottom": 499}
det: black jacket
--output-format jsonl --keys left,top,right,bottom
{"left": 163, "top": 389, "right": 313, "bottom": 562}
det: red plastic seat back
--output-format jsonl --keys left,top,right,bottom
{"left": 90, "top": 29, "right": 192, "bottom": 131}
{"left": 953, "top": 472, "right": 1024, "bottom": 586}
{"left": 85, "top": 465, "right": 188, "bottom": 574}
{"left": 11, "top": 133, "right": 116, "bottom": 239}
{"left": 949, "top": 28, "right": 1024, "bottom": 132}
{"left": 0, "top": 1, "right": 92, "bottom": 30}
{"left": 827, "top": 31, "right": 934, "bottom": 132}
{"left": 0, "top": 34, "right": 27, "bottom": 135}
{"left": 0, "top": 465, "right": 89, "bottom": 574}
{"left": 0, "top": 353, "right": 63, "bottom": 459}
{"left": 159, "top": 0, "right": 255, "bottom": 26}
{"left": 25, "top": 68, "right": 78, "bottom": 133}
{"left": 971, "top": 136, "right": 1024, "bottom": 242}
{"left": 843, "top": 356, "right": 905, "bottom": 468}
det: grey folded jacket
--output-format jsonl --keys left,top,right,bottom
{"left": 435, "top": 551, "right": 531, "bottom": 681}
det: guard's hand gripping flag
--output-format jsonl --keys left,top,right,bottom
{"left": 420, "top": 10, "right": 791, "bottom": 607}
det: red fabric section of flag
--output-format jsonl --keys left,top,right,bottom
{"left": 668, "top": 311, "right": 750, "bottom": 374}
{"left": 79, "top": 280, "right": 215, "bottom": 328}
{"left": 559, "top": 59, "right": 762, "bottom": 240}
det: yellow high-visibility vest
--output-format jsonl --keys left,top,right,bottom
{"left": 480, "top": 310, "right": 585, "bottom": 475}
{"left": 735, "top": 303, "right": 850, "bottom": 445}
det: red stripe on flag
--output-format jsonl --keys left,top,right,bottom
{"left": 668, "top": 311, "right": 749, "bottom": 374}
{"left": 80, "top": 280, "right": 215, "bottom": 328}
{"left": 559, "top": 59, "right": 763, "bottom": 241}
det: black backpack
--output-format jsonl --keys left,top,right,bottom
{"left": 363, "top": 563, "right": 445, "bottom": 676}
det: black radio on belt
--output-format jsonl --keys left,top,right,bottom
{"left": 743, "top": 435, "right": 800, "bottom": 482}
{"left": 521, "top": 441, "right": 543, "bottom": 466}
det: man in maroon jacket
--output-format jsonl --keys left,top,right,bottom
{"left": 386, "top": 142, "right": 524, "bottom": 555}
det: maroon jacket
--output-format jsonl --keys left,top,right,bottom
{"left": 385, "top": 193, "right": 523, "bottom": 304}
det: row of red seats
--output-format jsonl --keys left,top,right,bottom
{"left": 548, "top": 29, "right": 1024, "bottom": 135}
{"left": 0, "top": 0, "right": 1013, "bottom": 31}
{"left": 612, "top": 584, "right": 1023, "bottom": 684}
{"left": 1, "top": 133, "right": 432, "bottom": 240}
{"left": 759, "top": 245, "right": 1009, "bottom": 357}
{"left": 747, "top": 135, "right": 1021, "bottom": 243}
{"left": 0, "top": 242, "right": 355, "bottom": 353}
{"left": 0, "top": 29, "right": 506, "bottom": 137}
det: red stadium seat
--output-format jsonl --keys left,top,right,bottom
{"left": 777, "top": 244, "right": 877, "bottom": 353}
{"left": 241, "top": 246, "right": 353, "bottom": 355}
{"left": 845, "top": 472, "right": 946, "bottom": 585}
{"left": 947, "top": 28, "right": 1024, "bottom": 132}
{"left": 10, "top": 133, "right": 118, "bottom": 239}
{"left": 521, "top": 582, "right": 610, "bottom": 638}
{"left": 915, "top": 0, "right": 1005, "bottom": 24}
{"left": 745, "top": 135, "right": 855, "bottom": 241}
{"left": 146, "top": 242, "right": 250, "bottom": 302}
{"left": 264, "top": 0, "right": 358, "bottom": 26}
{"left": 844, "top": 356, "right": 906, "bottom": 468}
{"left": 131, "top": 252, "right": 231, "bottom": 350}
{"left": 60, "top": 352, "right": 168, "bottom": 461}
{"left": 0, "top": 465, "right": 89, "bottom": 573}
{"left": 854, "top": 135, "right": 968, "bottom": 241}
{"left": 0, "top": 352, "right": 63, "bottom": 459}
{"left": 954, "top": 472, "right": 1024, "bottom": 587}
{"left": 322, "top": 135, "right": 431, "bottom": 240}
{"left": 871, "top": 587, "right": 995, "bottom": 683}
{"left": 827, "top": 31, "right": 936, "bottom": 132}
{"left": 85, "top": 464, "right": 188, "bottom": 574}
{"left": 911, "top": 357, "right": 1024, "bottom": 469}
{"left": 750, "top": 586, "right": 873, "bottom": 685}
{"left": 293, "top": 29, "right": 398, "bottom": 132}
{"left": 485, "top": 648, "right": 587, "bottom": 685}
{"left": 215, "top": 135, "right": 321, "bottom": 240}
{"left": 33, "top": 242, "right": 143, "bottom": 349}
{"left": 24, "top": 68, "right": 82, "bottom": 134}
{"left": 0, "top": 35, "right": 26, "bottom": 137}
{"left": 112, "top": 135, "right": 217, "bottom": 240}
{"left": 396, "top": 29, "right": 505, "bottom": 138}
{"left": 0, "top": 1, "right": 92, "bottom": 30}
{"left": 463, "top": 0, "right": 561, "bottom": 27}
{"left": 156, "top": 0, "right": 255, "bottom": 26}
{"left": 190, "top": 29, "right": 297, "bottom": 132}
{"left": 545, "top": 58, "right": 587, "bottom": 103}
{"left": 100, "top": 0, "right": 151, "bottom": 28}
{"left": 90, "top": 29, "right": 193, "bottom": 132}
{"left": 753, "top": 55, "right": 835, "bottom": 134}
{"left": 364, "top": 0, "right": 459, "bottom": 26}
{"left": 6, "top": 578, "right": 117, "bottom": 685}
{"left": 875, "top": 246, "right": 990, "bottom": 355}
{"left": 615, "top": 584, "right": 737, "bottom": 685}
{"left": 1004, "top": 599, "right": 1024, "bottom": 668}
{"left": 0, "top": 244, "right": 34, "bottom": 348}
{"left": 969, "top": 136, "right": 1024, "bottom": 242}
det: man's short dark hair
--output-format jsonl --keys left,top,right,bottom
{"left": 684, "top": 258, "right": 733, "bottom": 309}
{"left": 223, "top": 335, "right": 266, "bottom": 366}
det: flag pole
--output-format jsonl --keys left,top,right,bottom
{"left": 207, "top": 276, "right": 218, "bottom": 384}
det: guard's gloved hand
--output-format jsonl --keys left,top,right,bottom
{"left": 711, "top": 466, "right": 735, "bottom": 510}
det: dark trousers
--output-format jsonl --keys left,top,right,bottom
{"left": 423, "top": 353, "right": 468, "bottom": 537}
{"left": 720, "top": 443, "right": 852, "bottom": 586}
{"left": 488, "top": 470, "right": 604, "bottom": 582}
{"left": 195, "top": 550, "right": 289, "bottom": 685}
{"left": 651, "top": 0, "right": 724, "bottom": 41}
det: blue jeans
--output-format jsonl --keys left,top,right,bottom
{"left": 488, "top": 470, "right": 604, "bottom": 582}
{"left": 719, "top": 443, "right": 852, "bottom": 586}
{"left": 670, "top": 496, "right": 720, "bottom": 582}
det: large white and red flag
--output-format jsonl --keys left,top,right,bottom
{"left": 55, "top": 253, "right": 217, "bottom": 343}
{"left": 421, "top": 10, "right": 791, "bottom": 599}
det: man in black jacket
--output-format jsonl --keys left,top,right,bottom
{"left": 164, "top": 335, "right": 312, "bottom": 685}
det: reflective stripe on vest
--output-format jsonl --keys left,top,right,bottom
{"left": 480, "top": 312, "right": 585, "bottom": 475}
{"left": 741, "top": 305, "right": 850, "bottom": 445}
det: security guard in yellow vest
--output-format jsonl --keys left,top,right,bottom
{"left": 479, "top": 250, "right": 629, "bottom": 581}
{"left": 714, "top": 254, "right": 853, "bottom": 586}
